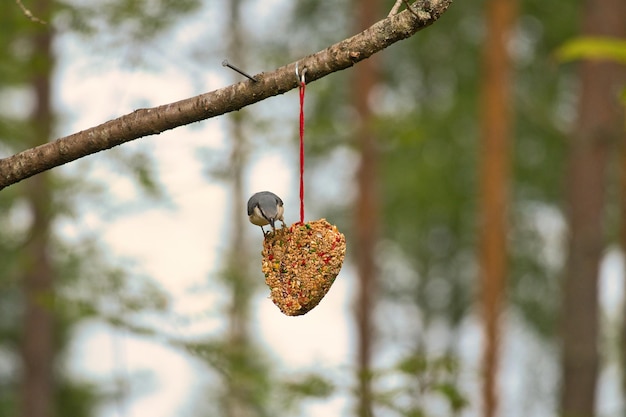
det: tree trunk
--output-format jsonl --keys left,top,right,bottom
{"left": 620, "top": 108, "right": 626, "bottom": 410}
{"left": 478, "top": 0, "right": 516, "bottom": 416}
{"left": 225, "top": 0, "right": 249, "bottom": 351}
{"left": 353, "top": 0, "right": 381, "bottom": 416}
{"left": 561, "top": 0, "right": 626, "bottom": 415}
{"left": 222, "top": 1, "right": 255, "bottom": 417}
{"left": 20, "top": 176, "right": 55, "bottom": 417}
{"left": 19, "top": 1, "right": 56, "bottom": 416}
{"left": 619, "top": 4, "right": 626, "bottom": 409}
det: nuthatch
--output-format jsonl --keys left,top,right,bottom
{"left": 247, "top": 191, "right": 285, "bottom": 234}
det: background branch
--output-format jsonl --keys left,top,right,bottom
{"left": 16, "top": 0, "right": 47, "bottom": 24}
{"left": 0, "top": 0, "right": 451, "bottom": 190}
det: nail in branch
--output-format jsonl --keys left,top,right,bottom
{"left": 222, "top": 60, "right": 257, "bottom": 82}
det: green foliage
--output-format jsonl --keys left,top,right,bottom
{"left": 556, "top": 36, "right": 626, "bottom": 64}
{"left": 57, "top": 243, "right": 170, "bottom": 326}
{"left": 108, "top": 148, "right": 165, "bottom": 198}
{"left": 371, "top": 352, "right": 468, "bottom": 417}
{"left": 56, "top": 0, "right": 201, "bottom": 39}
{"left": 0, "top": 387, "right": 16, "bottom": 417}
{"left": 179, "top": 336, "right": 338, "bottom": 417}
{"left": 272, "top": 372, "right": 336, "bottom": 416}
{"left": 176, "top": 338, "right": 274, "bottom": 416}
{"left": 282, "top": 373, "right": 335, "bottom": 399}
{"left": 1, "top": 378, "right": 100, "bottom": 417}
{"left": 56, "top": 379, "right": 100, "bottom": 417}
{"left": 555, "top": 36, "right": 626, "bottom": 110}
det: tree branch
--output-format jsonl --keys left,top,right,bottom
{"left": 16, "top": 0, "right": 47, "bottom": 24}
{"left": 0, "top": 0, "right": 452, "bottom": 190}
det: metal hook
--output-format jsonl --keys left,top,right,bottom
{"left": 295, "top": 62, "right": 307, "bottom": 85}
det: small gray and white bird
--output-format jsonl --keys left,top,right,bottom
{"left": 247, "top": 191, "right": 285, "bottom": 234}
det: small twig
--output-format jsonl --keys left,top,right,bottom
{"left": 222, "top": 60, "right": 257, "bottom": 82}
{"left": 16, "top": 0, "right": 47, "bottom": 24}
{"left": 402, "top": 0, "right": 422, "bottom": 19}
{"left": 387, "top": 0, "right": 403, "bottom": 17}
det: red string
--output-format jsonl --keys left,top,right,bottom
{"left": 299, "top": 79, "right": 306, "bottom": 224}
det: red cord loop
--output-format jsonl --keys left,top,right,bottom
{"left": 298, "top": 74, "right": 306, "bottom": 224}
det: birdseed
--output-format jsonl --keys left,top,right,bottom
{"left": 262, "top": 219, "right": 346, "bottom": 316}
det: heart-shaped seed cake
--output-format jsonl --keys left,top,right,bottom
{"left": 262, "top": 219, "right": 346, "bottom": 316}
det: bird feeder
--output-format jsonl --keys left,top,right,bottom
{"left": 262, "top": 219, "right": 346, "bottom": 316}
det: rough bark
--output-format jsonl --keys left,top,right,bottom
{"left": 477, "top": 0, "right": 516, "bottom": 416}
{"left": 0, "top": 0, "right": 452, "bottom": 191}
{"left": 353, "top": 0, "right": 382, "bottom": 415}
{"left": 560, "top": 0, "right": 626, "bottom": 415}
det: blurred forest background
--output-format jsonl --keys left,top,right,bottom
{"left": 1, "top": 0, "right": 626, "bottom": 416}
